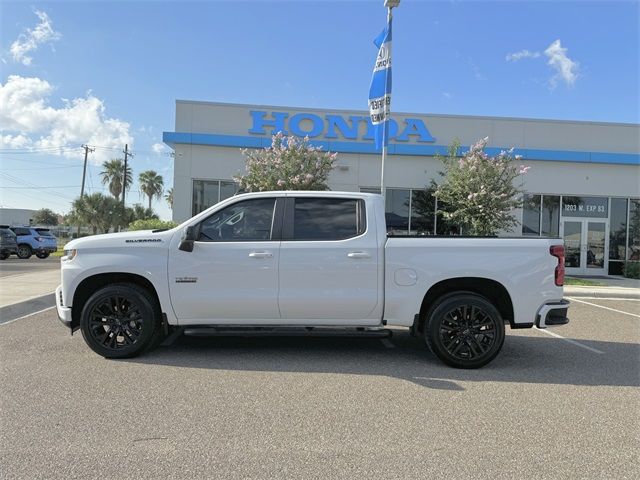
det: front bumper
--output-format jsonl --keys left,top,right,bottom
{"left": 55, "top": 285, "right": 73, "bottom": 330}
{"left": 536, "top": 299, "right": 570, "bottom": 328}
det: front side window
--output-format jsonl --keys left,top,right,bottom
{"left": 292, "top": 198, "right": 365, "bottom": 241}
{"left": 198, "top": 198, "right": 276, "bottom": 242}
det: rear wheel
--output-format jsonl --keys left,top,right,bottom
{"left": 0, "top": 253, "right": 8, "bottom": 260}
{"left": 17, "top": 245, "right": 32, "bottom": 259}
{"left": 80, "top": 283, "right": 160, "bottom": 359}
{"left": 424, "top": 293, "right": 505, "bottom": 369}
{"left": 36, "top": 251, "right": 50, "bottom": 259}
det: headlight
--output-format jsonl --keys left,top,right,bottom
{"left": 62, "top": 249, "right": 77, "bottom": 262}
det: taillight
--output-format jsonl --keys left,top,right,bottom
{"left": 36, "top": 237, "right": 45, "bottom": 242}
{"left": 550, "top": 245, "right": 565, "bottom": 286}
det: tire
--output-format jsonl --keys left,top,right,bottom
{"left": 16, "top": 245, "right": 32, "bottom": 259}
{"left": 424, "top": 293, "right": 505, "bottom": 369}
{"left": 80, "top": 283, "right": 161, "bottom": 359}
{"left": 0, "top": 253, "right": 8, "bottom": 260}
{"left": 35, "top": 251, "right": 50, "bottom": 259}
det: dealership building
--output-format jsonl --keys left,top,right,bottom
{"left": 163, "top": 100, "right": 640, "bottom": 276}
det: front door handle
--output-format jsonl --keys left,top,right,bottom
{"left": 249, "top": 251, "right": 273, "bottom": 259}
{"left": 347, "top": 251, "right": 371, "bottom": 259}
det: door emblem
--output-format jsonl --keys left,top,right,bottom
{"left": 175, "top": 277, "right": 198, "bottom": 283}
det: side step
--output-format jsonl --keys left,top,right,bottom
{"left": 181, "top": 326, "right": 393, "bottom": 339}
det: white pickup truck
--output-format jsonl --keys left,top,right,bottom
{"left": 56, "top": 191, "right": 569, "bottom": 368}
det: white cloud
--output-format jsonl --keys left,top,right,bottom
{"left": 442, "top": 92, "right": 452, "bottom": 99}
{"left": 544, "top": 39, "right": 579, "bottom": 88}
{"left": 10, "top": 10, "right": 61, "bottom": 66}
{"left": 0, "top": 75, "right": 132, "bottom": 164}
{"left": 151, "top": 142, "right": 167, "bottom": 154}
{"left": 505, "top": 49, "right": 541, "bottom": 62}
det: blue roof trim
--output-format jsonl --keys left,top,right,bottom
{"left": 162, "top": 132, "right": 640, "bottom": 166}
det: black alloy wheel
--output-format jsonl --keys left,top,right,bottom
{"left": 16, "top": 245, "right": 32, "bottom": 259}
{"left": 36, "top": 251, "right": 50, "bottom": 259}
{"left": 80, "top": 283, "right": 160, "bottom": 359}
{"left": 425, "top": 293, "right": 505, "bottom": 369}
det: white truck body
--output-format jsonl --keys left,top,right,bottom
{"left": 56, "top": 191, "right": 569, "bottom": 368}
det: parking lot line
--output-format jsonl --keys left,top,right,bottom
{"left": 534, "top": 327, "right": 605, "bottom": 354}
{"left": 0, "top": 306, "right": 55, "bottom": 326}
{"left": 568, "top": 298, "right": 640, "bottom": 318}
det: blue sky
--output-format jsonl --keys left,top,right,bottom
{"left": 1, "top": 0, "right": 638, "bottom": 220}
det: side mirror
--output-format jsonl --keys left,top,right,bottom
{"left": 178, "top": 225, "right": 197, "bottom": 252}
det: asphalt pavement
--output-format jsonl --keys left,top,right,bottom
{"left": 0, "top": 297, "right": 638, "bottom": 479}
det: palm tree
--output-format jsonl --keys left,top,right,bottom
{"left": 138, "top": 170, "right": 164, "bottom": 209}
{"left": 165, "top": 187, "right": 174, "bottom": 210}
{"left": 69, "top": 193, "right": 122, "bottom": 234}
{"left": 100, "top": 159, "right": 132, "bottom": 201}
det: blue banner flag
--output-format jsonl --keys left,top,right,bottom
{"left": 368, "top": 18, "right": 392, "bottom": 150}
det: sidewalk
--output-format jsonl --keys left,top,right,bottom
{"left": 564, "top": 275, "right": 640, "bottom": 300}
{"left": 0, "top": 269, "right": 59, "bottom": 308}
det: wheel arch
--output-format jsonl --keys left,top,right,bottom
{"left": 417, "top": 277, "right": 514, "bottom": 332}
{"left": 71, "top": 272, "right": 162, "bottom": 330}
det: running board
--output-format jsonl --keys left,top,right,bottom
{"left": 181, "top": 326, "right": 393, "bottom": 338}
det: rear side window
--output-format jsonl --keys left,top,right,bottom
{"left": 36, "top": 229, "right": 54, "bottom": 236}
{"left": 291, "top": 198, "right": 366, "bottom": 241}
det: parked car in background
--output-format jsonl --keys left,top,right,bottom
{"left": 0, "top": 226, "right": 18, "bottom": 260}
{"left": 10, "top": 226, "right": 58, "bottom": 259}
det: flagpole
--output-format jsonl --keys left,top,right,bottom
{"left": 381, "top": 0, "right": 399, "bottom": 197}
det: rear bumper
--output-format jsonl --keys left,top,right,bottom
{"left": 536, "top": 299, "right": 570, "bottom": 328}
{"left": 55, "top": 285, "right": 73, "bottom": 330}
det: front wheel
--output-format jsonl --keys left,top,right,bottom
{"left": 424, "top": 293, "right": 505, "bottom": 369}
{"left": 80, "top": 283, "right": 160, "bottom": 359}
{"left": 36, "top": 251, "right": 50, "bottom": 259}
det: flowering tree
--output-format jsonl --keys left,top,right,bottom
{"left": 234, "top": 132, "right": 337, "bottom": 192}
{"left": 435, "top": 137, "right": 530, "bottom": 236}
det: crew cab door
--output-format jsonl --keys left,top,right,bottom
{"left": 277, "top": 196, "right": 381, "bottom": 324}
{"left": 168, "top": 197, "right": 283, "bottom": 324}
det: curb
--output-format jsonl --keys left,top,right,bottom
{"left": 564, "top": 289, "right": 640, "bottom": 300}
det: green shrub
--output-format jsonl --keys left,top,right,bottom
{"left": 128, "top": 219, "right": 177, "bottom": 231}
{"left": 623, "top": 261, "right": 640, "bottom": 279}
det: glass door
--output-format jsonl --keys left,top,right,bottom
{"left": 561, "top": 219, "right": 608, "bottom": 275}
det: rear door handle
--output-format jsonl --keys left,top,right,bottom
{"left": 249, "top": 251, "right": 273, "bottom": 259}
{"left": 347, "top": 251, "right": 371, "bottom": 259}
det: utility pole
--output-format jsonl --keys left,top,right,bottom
{"left": 77, "top": 145, "right": 95, "bottom": 237}
{"left": 79, "top": 145, "right": 94, "bottom": 198}
{"left": 122, "top": 144, "right": 132, "bottom": 207}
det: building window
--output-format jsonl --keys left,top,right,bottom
{"left": 192, "top": 180, "right": 237, "bottom": 216}
{"left": 629, "top": 199, "right": 640, "bottom": 261}
{"left": 360, "top": 187, "right": 452, "bottom": 235}
{"left": 608, "top": 198, "right": 628, "bottom": 274}
{"left": 541, "top": 196, "right": 560, "bottom": 236}
{"left": 522, "top": 194, "right": 560, "bottom": 237}
{"left": 385, "top": 189, "right": 410, "bottom": 234}
{"left": 522, "top": 194, "right": 541, "bottom": 236}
